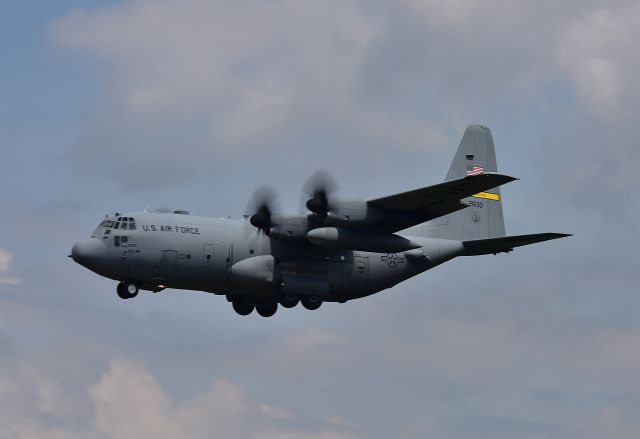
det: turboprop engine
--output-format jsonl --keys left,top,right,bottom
{"left": 306, "top": 227, "right": 421, "bottom": 253}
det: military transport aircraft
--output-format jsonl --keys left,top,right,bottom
{"left": 70, "top": 125, "right": 570, "bottom": 317}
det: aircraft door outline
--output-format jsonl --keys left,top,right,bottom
{"left": 158, "top": 250, "right": 177, "bottom": 277}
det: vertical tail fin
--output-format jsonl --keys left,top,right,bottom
{"left": 423, "top": 125, "right": 506, "bottom": 241}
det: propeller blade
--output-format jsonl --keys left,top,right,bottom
{"left": 302, "top": 170, "right": 338, "bottom": 215}
{"left": 245, "top": 187, "right": 280, "bottom": 235}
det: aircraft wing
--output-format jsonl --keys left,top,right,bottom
{"left": 364, "top": 173, "right": 517, "bottom": 233}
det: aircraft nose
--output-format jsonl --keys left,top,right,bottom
{"left": 71, "top": 238, "right": 107, "bottom": 268}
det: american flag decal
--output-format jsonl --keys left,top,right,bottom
{"left": 466, "top": 165, "right": 484, "bottom": 176}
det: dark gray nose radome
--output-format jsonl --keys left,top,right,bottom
{"left": 71, "top": 238, "right": 107, "bottom": 270}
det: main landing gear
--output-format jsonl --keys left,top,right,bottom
{"left": 232, "top": 301, "right": 254, "bottom": 316}
{"left": 116, "top": 280, "right": 139, "bottom": 299}
{"left": 300, "top": 295, "right": 322, "bottom": 310}
{"left": 230, "top": 293, "right": 324, "bottom": 317}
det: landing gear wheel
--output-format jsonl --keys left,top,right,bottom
{"left": 279, "top": 293, "right": 299, "bottom": 308}
{"left": 301, "top": 295, "right": 322, "bottom": 310}
{"left": 116, "top": 282, "right": 128, "bottom": 299}
{"left": 256, "top": 303, "right": 278, "bottom": 317}
{"left": 232, "top": 301, "right": 254, "bottom": 316}
{"left": 125, "top": 281, "right": 139, "bottom": 298}
{"left": 117, "top": 281, "right": 138, "bottom": 299}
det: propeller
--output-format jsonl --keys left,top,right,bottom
{"left": 302, "top": 170, "right": 338, "bottom": 216}
{"left": 245, "top": 187, "right": 280, "bottom": 236}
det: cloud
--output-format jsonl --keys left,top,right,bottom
{"left": 551, "top": 2, "right": 640, "bottom": 202}
{"left": 0, "top": 357, "right": 359, "bottom": 439}
{"left": 0, "top": 247, "right": 20, "bottom": 285}
{"left": 51, "top": 0, "right": 446, "bottom": 187}
{"left": 48, "top": 0, "right": 640, "bottom": 217}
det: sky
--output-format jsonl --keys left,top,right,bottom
{"left": 1, "top": 0, "right": 639, "bottom": 437}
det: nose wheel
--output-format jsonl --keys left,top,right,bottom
{"left": 117, "top": 281, "right": 139, "bottom": 299}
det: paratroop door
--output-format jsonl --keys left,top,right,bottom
{"left": 158, "top": 250, "right": 177, "bottom": 276}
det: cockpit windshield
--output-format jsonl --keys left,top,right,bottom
{"left": 98, "top": 217, "right": 136, "bottom": 231}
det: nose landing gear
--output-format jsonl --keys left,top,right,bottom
{"left": 116, "top": 281, "right": 139, "bottom": 299}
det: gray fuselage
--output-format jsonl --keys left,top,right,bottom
{"left": 73, "top": 211, "right": 464, "bottom": 303}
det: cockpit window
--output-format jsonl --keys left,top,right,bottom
{"left": 98, "top": 217, "right": 136, "bottom": 231}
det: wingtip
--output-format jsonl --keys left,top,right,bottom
{"left": 483, "top": 172, "right": 519, "bottom": 183}
{"left": 543, "top": 233, "right": 573, "bottom": 240}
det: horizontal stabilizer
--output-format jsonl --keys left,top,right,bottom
{"left": 462, "top": 233, "right": 571, "bottom": 256}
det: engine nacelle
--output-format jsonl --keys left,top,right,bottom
{"left": 269, "top": 215, "right": 309, "bottom": 242}
{"left": 326, "top": 199, "right": 385, "bottom": 225}
{"left": 306, "top": 227, "right": 421, "bottom": 253}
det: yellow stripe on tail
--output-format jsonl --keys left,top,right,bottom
{"left": 472, "top": 192, "right": 500, "bottom": 201}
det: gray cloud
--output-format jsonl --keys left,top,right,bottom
{"left": 0, "top": 247, "right": 20, "bottom": 285}
{"left": 48, "top": 0, "right": 640, "bottom": 223}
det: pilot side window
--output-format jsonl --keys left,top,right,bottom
{"left": 121, "top": 222, "right": 128, "bottom": 230}
{"left": 114, "top": 236, "right": 128, "bottom": 247}
{"left": 128, "top": 218, "right": 136, "bottom": 230}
